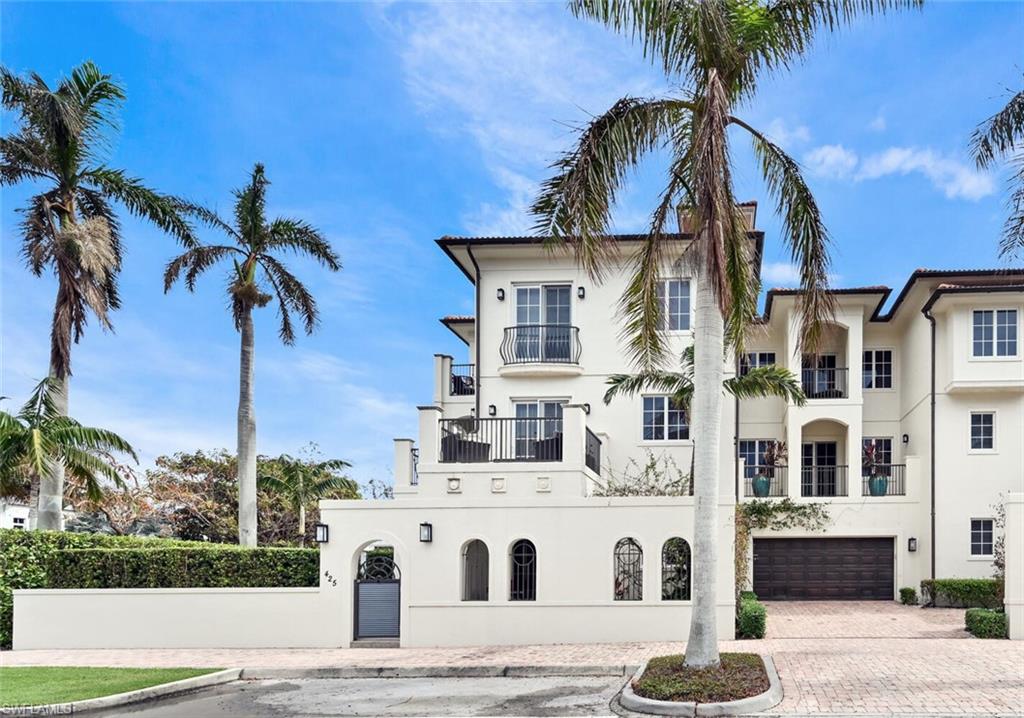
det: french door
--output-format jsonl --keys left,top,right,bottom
{"left": 515, "top": 285, "right": 571, "bottom": 361}
{"left": 514, "top": 401, "right": 564, "bottom": 459}
{"left": 802, "top": 441, "right": 838, "bottom": 496}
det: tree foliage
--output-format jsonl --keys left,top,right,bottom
{"left": 971, "top": 77, "right": 1024, "bottom": 258}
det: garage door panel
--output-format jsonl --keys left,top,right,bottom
{"left": 753, "top": 537, "right": 894, "bottom": 600}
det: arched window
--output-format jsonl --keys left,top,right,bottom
{"left": 509, "top": 539, "right": 536, "bottom": 601}
{"left": 462, "top": 540, "right": 489, "bottom": 601}
{"left": 614, "top": 538, "right": 643, "bottom": 601}
{"left": 662, "top": 538, "right": 691, "bottom": 600}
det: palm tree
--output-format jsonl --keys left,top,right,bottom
{"left": 0, "top": 378, "right": 136, "bottom": 527}
{"left": 0, "top": 61, "right": 196, "bottom": 530}
{"left": 533, "top": 0, "right": 918, "bottom": 668}
{"left": 164, "top": 164, "right": 341, "bottom": 547}
{"left": 258, "top": 454, "right": 357, "bottom": 546}
{"left": 971, "top": 76, "right": 1023, "bottom": 258}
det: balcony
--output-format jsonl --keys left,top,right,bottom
{"left": 743, "top": 465, "right": 788, "bottom": 497}
{"left": 801, "top": 367, "right": 849, "bottom": 399}
{"left": 498, "top": 325, "right": 583, "bottom": 377}
{"left": 800, "top": 465, "right": 849, "bottom": 497}
{"left": 861, "top": 464, "right": 907, "bottom": 497}
{"left": 449, "top": 363, "right": 475, "bottom": 396}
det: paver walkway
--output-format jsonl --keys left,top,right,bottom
{"left": 5, "top": 602, "right": 1023, "bottom": 715}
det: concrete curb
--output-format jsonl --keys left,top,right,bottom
{"left": 618, "top": 655, "right": 783, "bottom": 717}
{"left": 242, "top": 663, "right": 639, "bottom": 679}
{"left": 0, "top": 668, "right": 242, "bottom": 716}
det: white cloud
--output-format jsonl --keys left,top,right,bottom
{"left": 762, "top": 262, "right": 801, "bottom": 286}
{"left": 764, "top": 118, "right": 810, "bottom": 148}
{"left": 803, "top": 144, "right": 859, "bottom": 179}
{"left": 856, "top": 147, "right": 995, "bottom": 201}
{"left": 867, "top": 113, "right": 887, "bottom": 132}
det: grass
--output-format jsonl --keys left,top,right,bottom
{"left": 633, "top": 653, "right": 769, "bottom": 703}
{"left": 0, "top": 666, "right": 220, "bottom": 707}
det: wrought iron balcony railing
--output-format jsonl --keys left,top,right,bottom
{"left": 800, "top": 464, "right": 849, "bottom": 497}
{"left": 449, "top": 363, "right": 475, "bottom": 396}
{"left": 862, "top": 464, "right": 906, "bottom": 496}
{"left": 801, "top": 367, "right": 849, "bottom": 399}
{"left": 500, "top": 325, "right": 581, "bottom": 365}
{"left": 585, "top": 428, "right": 602, "bottom": 475}
{"left": 440, "top": 417, "right": 564, "bottom": 463}
{"left": 743, "top": 465, "right": 788, "bottom": 497}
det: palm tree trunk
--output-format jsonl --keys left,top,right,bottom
{"left": 298, "top": 503, "right": 306, "bottom": 548}
{"left": 237, "top": 307, "right": 258, "bottom": 547}
{"left": 36, "top": 361, "right": 70, "bottom": 531}
{"left": 26, "top": 472, "right": 41, "bottom": 530}
{"left": 684, "top": 270, "right": 723, "bottom": 668}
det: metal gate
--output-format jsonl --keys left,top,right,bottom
{"left": 354, "top": 553, "right": 400, "bottom": 639}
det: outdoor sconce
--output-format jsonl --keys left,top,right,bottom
{"left": 419, "top": 522, "right": 433, "bottom": 543}
{"left": 496, "top": 288, "right": 505, "bottom": 301}
{"left": 582, "top": 403, "right": 591, "bottom": 415}
{"left": 314, "top": 523, "right": 329, "bottom": 544}
{"left": 908, "top": 537, "right": 918, "bottom": 552}
{"left": 488, "top": 404, "right": 497, "bottom": 416}
{"left": 902, "top": 434, "right": 910, "bottom": 445}
{"left": 577, "top": 286, "right": 586, "bottom": 299}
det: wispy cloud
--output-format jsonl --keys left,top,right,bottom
{"left": 867, "top": 113, "right": 887, "bottom": 132}
{"left": 804, "top": 144, "right": 859, "bottom": 179}
{"left": 764, "top": 118, "right": 811, "bottom": 148}
{"left": 762, "top": 262, "right": 802, "bottom": 285}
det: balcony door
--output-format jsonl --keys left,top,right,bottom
{"left": 802, "top": 441, "right": 837, "bottom": 496}
{"left": 802, "top": 353, "right": 837, "bottom": 397}
{"left": 515, "top": 285, "right": 571, "bottom": 362}
{"left": 514, "top": 400, "right": 564, "bottom": 460}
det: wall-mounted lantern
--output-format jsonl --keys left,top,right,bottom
{"left": 419, "top": 522, "right": 433, "bottom": 543}
{"left": 577, "top": 286, "right": 586, "bottom": 300}
{"left": 902, "top": 434, "right": 910, "bottom": 445}
{"left": 908, "top": 537, "right": 918, "bottom": 552}
{"left": 496, "top": 288, "right": 505, "bottom": 301}
{"left": 487, "top": 404, "right": 497, "bottom": 416}
{"left": 582, "top": 403, "right": 591, "bottom": 415}
{"left": 314, "top": 523, "right": 329, "bottom": 544}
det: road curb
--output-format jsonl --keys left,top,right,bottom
{"left": 242, "top": 663, "right": 639, "bottom": 679}
{"left": 0, "top": 668, "right": 242, "bottom": 716}
{"left": 618, "top": 655, "right": 782, "bottom": 717}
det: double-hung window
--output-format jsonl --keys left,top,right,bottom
{"left": 973, "top": 309, "right": 1018, "bottom": 357}
{"left": 970, "top": 518, "right": 994, "bottom": 556}
{"left": 740, "top": 352, "right": 776, "bottom": 376}
{"left": 642, "top": 396, "right": 688, "bottom": 441}
{"left": 863, "top": 349, "right": 893, "bottom": 389}
{"left": 970, "top": 412, "right": 995, "bottom": 451}
{"left": 655, "top": 279, "right": 691, "bottom": 331}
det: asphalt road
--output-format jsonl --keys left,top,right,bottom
{"left": 92, "top": 675, "right": 629, "bottom": 717}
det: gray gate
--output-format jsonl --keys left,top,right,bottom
{"left": 354, "top": 553, "right": 400, "bottom": 639}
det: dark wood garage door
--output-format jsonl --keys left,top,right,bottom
{"left": 753, "top": 537, "right": 894, "bottom": 600}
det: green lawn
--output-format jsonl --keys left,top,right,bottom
{"left": 0, "top": 666, "right": 220, "bottom": 706}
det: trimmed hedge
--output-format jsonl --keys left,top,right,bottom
{"left": 47, "top": 547, "right": 318, "bottom": 589}
{"left": 736, "top": 595, "right": 766, "bottom": 639}
{"left": 920, "top": 579, "right": 1002, "bottom": 609}
{"left": 899, "top": 587, "right": 918, "bottom": 605}
{"left": 965, "top": 608, "right": 1008, "bottom": 639}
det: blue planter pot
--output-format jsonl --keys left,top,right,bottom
{"left": 751, "top": 475, "right": 772, "bottom": 497}
{"left": 868, "top": 475, "right": 889, "bottom": 497}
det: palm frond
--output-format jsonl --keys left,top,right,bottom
{"left": 266, "top": 219, "right": 341, "bottom": 270}
{"left": 234, "top": 163, "right": 268, "bottom": 247}
{"left": 60, "top": 446, "right": 125, "bottom": 501}
{"left": 260, "top": 254, "right": 318, "bottom": 342}
{"left": 604, "top": 369, "right": 691, "bottom": 405}
{"left": 164, "top": 245, "right": 240, "bottom": 292}
{"left": 724, "top": 365, "right": 805, "bottom": 405}
{"left": 80, "top": 167, "right": 197, "bottom": 246}
{"left": 998, "top": 159, "right": 1024, "bottom": 259}
{"left": 48, "top": 421, "right": 138, "bottom": 462}
{"left": 971, "top": 84, "right": 1024, "bottom": 169}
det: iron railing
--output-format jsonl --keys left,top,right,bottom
{"left": 801, "top": 367, "right": 849, "bottom": 399}
{"left": 801, "top": 464, "right": 849, "bottom": 497}
{"left": 585, "top": 428, "right": 602, "bottom": 475}
{"left": 500, "top": 325, "right": 582, "bottom": 365}
{"left": 449, "top": 363, "right": 475, "bottom": 396}
{"left": 743, "top": 465, "right": 788, "bottom": 497}
{"left": 862, "top": 464, "right": 906, "bottom": 496}
{"left": 439, "top": 417, "right": 564, "bottom": 463}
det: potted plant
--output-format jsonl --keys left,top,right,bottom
{"left": 751, "top": 441, "right": 786, "bottom": 497}
{"left": 863, "top": 441, "right": 889, "bottom": 496}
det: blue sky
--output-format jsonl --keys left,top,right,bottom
{"left": 2, "top": 2, "right": 1022, "bottom": 486}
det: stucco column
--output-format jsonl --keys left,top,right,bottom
{"left": 562, "top": 404, "right": 587, "bottom": 469}
{"left": 433, "top": 354, "right": 451, "bottom": 404}
{"left": 785, "top": 413, "right": 802, "bottom": 500}
{"left": 418, "top": 405, "right": 443, "bottom": 464}
{"left": 845, "top": 308, "right": 864, "bottom": 404}
{"left": 847, "top": 421, "right": 864, "bottom": 497}
{"left": 393, "top": 438, "right": 417, "bottom": 494}
{"left": 1005, "top": 492, "right": 1024, "bottom": 640}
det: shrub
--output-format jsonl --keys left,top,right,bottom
{"left": 739, "top": 590, "right": 758, "bottom": 602}
{"left": 920, "top": 579, "right": 1001, "bottom": 608}
{"left": 899, "top": 587, "right": 918, "bottom": 605}
{"left": 736, "top": 596, "right": 766, "bottom": 639}
{"left": 47, "top": 547, "right": 318, "bottom": 589}
{"left": 965, "top": 608, "right": 1008, "bottom": 639}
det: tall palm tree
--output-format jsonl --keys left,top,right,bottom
{"left": 258, "top": 454, "right": 357, "bottom": 546}
{"left": 164, "top": 164, "right": 341, "bottom": 547}
{"left": 534, "top": 0, "right": 919, "bottom": 667}
{"left": 0, "top": 61, "right": 196, "bottom": 530}
{"left": 971, "top": 76, "right": 1023, "bottom": 258}
{"left": 0, "top": 378, "right": 137, "bottom": 527}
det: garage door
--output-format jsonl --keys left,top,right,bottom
{"left": 753, "top": 537, "right": 894, "bottom": 600}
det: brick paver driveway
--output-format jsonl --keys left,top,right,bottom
{"left": 6, "top": 602, "right": 1023, "bottom": 716}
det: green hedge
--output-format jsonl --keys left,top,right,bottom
{"left": 736, "top": 595, "right": 766, "bottom": 639}
{"left": 899, "top": 587, "right": 918, "bottom": 605}
{"left": 47, "top": 547, "right": 318, "bottom": 589}
{"left": 965, "top": 608, "right": 1008, "bottom": 639}
{"left": 920, "top": 579, "right": 1002, "bottom": 609}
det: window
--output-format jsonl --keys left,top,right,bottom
{"left": 462, "top": 540, "right": 489, "bottom": 601}
{"left": 862, "top": 437, "right": 893, "bottom": 477}
{"left": 509, "top": 539, "right": 536, "bottom": 601}
{"left": 970, "top": 412, "right": 995, "bottom": 451}
{"left": 514, "top": 400, "right": 564, "bottom": 459}
{"left": 514, "top": 285, "right": 572, "bottom": 362}
{"left": 739, "top": 439, "right": 773, "bottom": 478}
{"left": 973, "top": 309, "right": 1018, "bottom": 357}
{"left": 863, "top": 349, "right": 893, "bottom": 389}
{"left": 11, "top": 517, "right": 25, "bottom": 530}
{"left": 970, "top": 519, "right": 994, "bottom": 556}
{"left": 661, "top": 538, "right": 691, "bottom": 601}
{"left": 613, "top": 538, "right": 643, "bottom": 601}
{"left": 739, "top": 352, "right": 776, "bottom": 376}
{"left": 656, "top": 279, "right": 691, "bottom": 331}
{"left": 642, "top": 396, "right": 688, "bottom": 441}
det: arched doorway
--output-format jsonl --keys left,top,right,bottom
{"left": 354, "top": 545, "right": 400, "bottom": 640}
